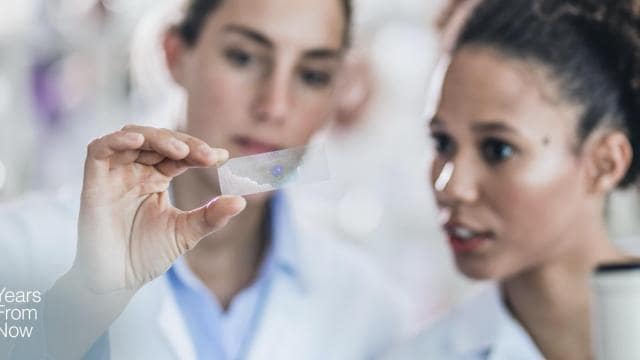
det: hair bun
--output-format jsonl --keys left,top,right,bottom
{"left": 536, "top": 0, "right": 640, "bottom": 186}
{"left": 536, "top": 0, "right": 640, "bottom": 90}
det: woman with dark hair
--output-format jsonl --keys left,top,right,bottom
{"left": 387, "top": 0, "right": 640, "bottom": 358}
{"left": 6, "top": 0, "right": 409, "bottom": 359}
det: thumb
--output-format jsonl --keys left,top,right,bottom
{"left": 174, "top": 195, "right": 247, "bottom": 253}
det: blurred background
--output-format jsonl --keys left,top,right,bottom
{"left": 0, "top": 0, "right": 638, "bottom": 332}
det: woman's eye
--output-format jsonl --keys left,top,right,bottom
{"left": 300, "top": 69, "right": 332, "bottom": 88}
{"left": 431, "top": 133, "right": 455, "bottom": 157}
{"left": 225, "top": 48, "right": 253, "bottom": 67}
{"left": 481, "top": 138, "right": 516, "bottom": 164}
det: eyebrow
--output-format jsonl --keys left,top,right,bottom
{"left": 471, "top": 121, "right": 517, "bottom": 134}
{"left": 429, "top": 116, "right": 518, "bottom": 135}
{"left": 223, "top": 24, "right": 342, "bottom": 60}
{"left": 303, "top": 49, "right": 342, "bottom": 61}
{"left": 224, "top": 25, "right": 273, "bottom": 48}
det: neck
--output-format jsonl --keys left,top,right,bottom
{"left": 502, "top": 219, "right": 627, "bottom": 360}
{"left": 172, "top": 168, "right": 271, "bottom": 310}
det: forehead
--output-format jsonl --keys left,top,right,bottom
{"left": 208, "top": 0, "right": 344, "bottom": 49}
{"left": 437, "top": 46, "right": 581, "bottom": 134}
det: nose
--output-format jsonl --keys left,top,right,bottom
{"left": 252, "top": 65, "right": 291, "bottom": 124}
{"left": 432, "top": 159, "right": 480, "bottom": 207}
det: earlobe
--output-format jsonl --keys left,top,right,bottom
{"left": 163, "top": 29, "right": 186, "bottom": 86}
{"left": 589, "top": 131, "right": 633, "bottom": 193}
{"left": 333, "top": 51, "right": 372, "bottom": 128}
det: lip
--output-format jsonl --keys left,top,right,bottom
{"left": 444, "top": 221, "right": 495, "bottom": 254}
{"left": 233, "top": 136, "right": 282, "bottom": 156}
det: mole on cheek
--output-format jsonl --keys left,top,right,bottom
{"left": 542, "top": 136, "right": 550, "bottom": 146}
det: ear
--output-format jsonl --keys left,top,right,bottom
{"left": 163, "top": 28, "right": 189, "bottom": 87}
{"left": 585, "top": 130, "right": 633, "bottom": 193}
{"left": 332, "top": 51, "right": 372, "bottom": 129}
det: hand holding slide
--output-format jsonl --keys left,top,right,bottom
{"left": 75, "top": 125, "right": 246, "bottom": 293}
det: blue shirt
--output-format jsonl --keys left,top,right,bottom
{"left": 166, "top": 192, "right": 302, "bottom": 360}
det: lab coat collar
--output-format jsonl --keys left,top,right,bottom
{"left": 168, "top": 187, "right": 308, "bottom": 293}
{"left": 153, "top": 191, "right": 307, "bottom": 360}
{"left": 449, "top": 284, "right": 544, "bottom": 358}
{"left": 449, "top": 285, "right": 502, "bottom": 354}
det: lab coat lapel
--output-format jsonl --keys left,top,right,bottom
{"left": 243, "top": 192, "right": 314, "bottom": 360}
{"left": 108, "top": 275, "right": 195, "bottom": 360}
{"left": 156, "top": 281, "right": 198, "bottom": 360}
{"left": 488, "top": 303, "right": 545, "bottom": 360}
{"left": 245, "top": 274, "right": 309, "bottom": 360}
{"left": 449, "top": 285, "right": 501, "bottom": 355}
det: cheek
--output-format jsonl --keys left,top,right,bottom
{"left": 486, "top": 154, "right": 585, "bottom": 270}
{"left": 200, "top": 65, "right": 254, "bottom": 117}
{"left": 185, "top": 63, "right": 255, "bottom": 143}
{"left": 286, "top": 91, "right": 335, "bottom": 145}
{"left": 497, "top": 175, "right": 575, "bottom": 236}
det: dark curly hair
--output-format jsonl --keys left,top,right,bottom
{"left": 457, "top": 0, "right": 640, "bottom": 188}
{"left": 175, "top": 0, "right": 353, "bottom": 48}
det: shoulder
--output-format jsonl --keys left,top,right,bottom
{"left": 0, "top": 184, "right": 80, "bottom": 238}
{"left": 379, "top": 314, "right": 454, "bottom": 359}
{"left": 381, "top": 284, "right": 501, "bottom": 360}
{"left": 0, "top": 184, "right": 81, "bottom": 288}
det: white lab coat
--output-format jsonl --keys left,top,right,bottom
{"left": 0, "top": 185, "right": 411, "bottom": 360}
{"left": 382, "top": 284, "right": 544, "bottom": 360}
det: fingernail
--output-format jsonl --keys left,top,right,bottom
{"left": 235, "top": 196, "right": 247, "bottom": 211}
{"left": 207, "top": 195, "right": 246, "bottom": 211}
{"left": 198, "top": 143, "right": 214, "bottom": 156}
{"left": 170, "top": 138, "right": 189, "bottom": 153}
{"left": 222, "top": 196, "right": 247, "bottom": 214}
{"left": 126, "top": 133, "right": 142, "bottom": 142}
{"left": 215, "top": 149, "right": 229, "bottom": 161}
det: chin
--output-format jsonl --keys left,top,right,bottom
{"left": 455, "top": 257, "right": 502, "bottom": 281}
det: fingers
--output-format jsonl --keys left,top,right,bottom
{"left": 121, "top": 125, "right": 190, "bottom": 161}
{"left": 85, "top": 131, "right": 145, "bottom": 177}
{"left": 173, "top": 131, "right": 228, "bottom": 167}
{"left": 87, "top": 131, "right": 144, "bottom": 161}
{"left": 121, "top": 125, "right": 228, "bottom": 167}
{"left": 110, "top": 150, "right": 142, "bottom": 167}
{"left": 136, "top": 151, "right": 166, "bottom": 166}
{"left": 173, "top": 196, "right": 247, "bottom": 254}
{"left": 154, "top": 159, "right": 191, "bottom": 178}
{"left": 84, "top": 125, "right": 230, "bottom": 184}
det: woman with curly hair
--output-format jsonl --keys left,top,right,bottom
{"left": 388, "top": 0, "right": 640, "bottom": 358}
